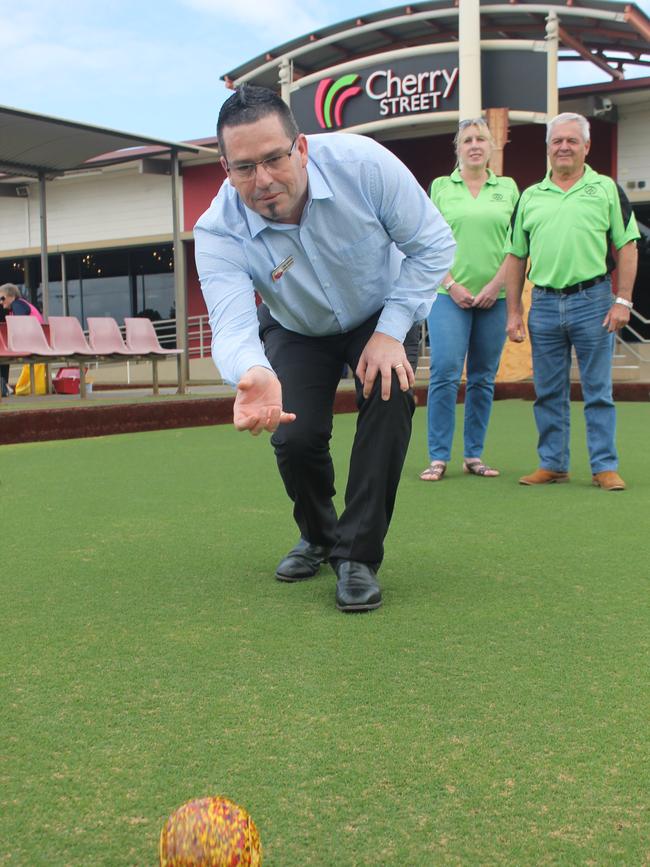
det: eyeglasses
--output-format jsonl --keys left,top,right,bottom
{"left": 227, "top": 138, "right": 297, "bottom": 181}
{"left": 458, "top": 118, "right": 486, "bottom": 129}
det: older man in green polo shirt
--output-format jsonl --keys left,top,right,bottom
{"left": 505, "top": 112, "right": 639, "bottom": 491}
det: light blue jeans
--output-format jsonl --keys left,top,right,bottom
{"left": 527, "top": 279, "right": 617, "bottom": 474}
{"left": 426, "top": 294, "right": 506, "bottom": 462}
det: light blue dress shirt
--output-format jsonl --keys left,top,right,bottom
{"left": 194, "top": 132, "right": 455, "bottom": 385}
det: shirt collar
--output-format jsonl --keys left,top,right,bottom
{"left": 450, "top": 167, "right": 498, "bottom": 185}
{"left": 243, "top": 159, "right": 334, "bottom": 238}
{"left": 540, "top": 163, "right": 596, "bottom": 191}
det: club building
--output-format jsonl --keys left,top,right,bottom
{"left": 1, "top": 0, "right": 649, "bottom": 383}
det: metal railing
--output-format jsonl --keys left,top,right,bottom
{"left": 95, "top": 315, "right": 213, "bottom": 358}
{"left": 81, "top": 307, "right": 649, "bottom": 380}
{"left": 75, "top": 316, "right": 213, "bottom": 387}
{"left": 418, "top": 308, "right": 650, "bottom": 375}
{"left": 616, "top": 306, "right": 650, "bottom": 362}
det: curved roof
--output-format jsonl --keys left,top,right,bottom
{"left": 222, "top": 0, "right": 650, "bottom": 90}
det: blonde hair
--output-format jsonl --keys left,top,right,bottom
{"left": 454, "top": 118, "right": 495, "bottom": 168}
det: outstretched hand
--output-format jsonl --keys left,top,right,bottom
{"left": 233, "top": 366, "right": 296, "bottom": 436}
{"left": 356, "top": 332, "right": 414, "bottom": 400}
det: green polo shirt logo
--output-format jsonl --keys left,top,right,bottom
{"left": 430, "top": 168, "right": 519, "bottom": 296}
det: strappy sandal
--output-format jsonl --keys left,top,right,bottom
{"left": 463, "top": 459, "right": 499, "bottom": 477}
{"left": 419, "top": 461, "right": 447, "bottom": 481}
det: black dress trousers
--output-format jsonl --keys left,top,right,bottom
{"left": 258, "top": 304, "right": 420, "bottom": 568}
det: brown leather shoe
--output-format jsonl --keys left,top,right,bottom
{"left": 592, "top": 471, "right": 626, "bottom": 491}
{"left": 519, "top": 469, "right": 570, "bottom": 485}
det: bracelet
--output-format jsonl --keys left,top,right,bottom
{"left": 442, "top": 279, "right": 456, "bottom": 291}
{"left": 614, "top": 297, "right": 633, "bottom": 310}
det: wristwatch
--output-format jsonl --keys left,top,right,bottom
{"left": 442, "top": 279, "right": 456, "bottom": 291}
{"left": 614, "top": 297, "right": 633, "bottom": 310}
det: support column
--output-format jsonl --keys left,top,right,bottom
{"left": 458, "top": 0, "right": 482, "bottom": 120}
{"left": 171, "top": 149, "right": 188, "bottom": 392}
{"left": 546, "top": 11, "right": 559, "bottom": 121}
{"left": 486, "top": 108, "right": 510, "bottom": 176}
{"left": 279, "top": 58, "right": 292, "bottom": 107}
{"left": 38, "top": 172, "right": 49, "bottom": 318}
{"left": 61, "top": 252, "right": 68, "bottom": 316}
{"left": 23, "top": 258, "right": 34, "bottom": 298}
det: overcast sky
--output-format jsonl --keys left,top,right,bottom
{"left": 1, "top": 0, "right": 648, "bottom": 142}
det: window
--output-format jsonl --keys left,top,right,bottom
{"left": 0, "top": 244, "right": 176, "bottom": 327}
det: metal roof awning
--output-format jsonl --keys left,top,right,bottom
{"left": 0, "top": 104, "right": 199, "bottom": 178}
{"left": 0, "top": 105, "right": 201, "bottom": 387}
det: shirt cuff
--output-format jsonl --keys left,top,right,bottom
{"left": 375, "top": 305, "right": 419, "bottom": 344}
{"left": 507, "top": 245, "right": 528, "bottom": 258}
{"left": 220, "top": 352, "right": 274, "bottom": 388}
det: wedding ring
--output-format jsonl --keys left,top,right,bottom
{"left": 394, "top": 363, "right": 404, "bottom": 369}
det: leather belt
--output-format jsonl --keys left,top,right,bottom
{"left": 536, "top": 275, "right": 607, "bottom": 296}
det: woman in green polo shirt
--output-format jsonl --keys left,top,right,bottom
{"left": 420, "top": 119, "right": 519, "bottom": 481}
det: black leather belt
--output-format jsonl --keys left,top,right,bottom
{"left": 536, "top": 275, "right": 607, "bottom": 296}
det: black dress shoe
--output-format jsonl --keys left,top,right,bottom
{"left": 275, "top": 539, "right": 330, "bottom": 582}
{"left": 334, "top": 560, "right": 382, "bottom": 612}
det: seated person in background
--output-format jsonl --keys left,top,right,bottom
{"left": 0, "top": 283, "right": 42, "bottom": 318}
{"left": 0, "top": 301, "right": 9, "bottom": 396}
{"left": 1, "top": 283, "right": 45, "bottom": 396}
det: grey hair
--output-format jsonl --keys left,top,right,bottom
{"left": 546, "top": 112, "right": 590, "bottom": 144}
{"left": 0, "top": 283, "right": 20, "bottom": 299}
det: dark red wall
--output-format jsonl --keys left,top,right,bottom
{"left": 383, "top": 119, "right": 616, "bottom": 193}
{"left": 183, "top": 162, "right": 226, "bottom": 233}
{"left": 583, "top": 118, "right": 617, "bottom": 177}
{"left": 186, "top": 250, "right": 204, "bottom": 318}
{"left": 183, "top": 162, "right": 228, "bottom": 331}
{"left": 384, "top": 134, "right": 456, "bottom": 190}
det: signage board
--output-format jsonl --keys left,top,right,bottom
{"left": 290, "top": 48, "right": 547, "bottom": 134}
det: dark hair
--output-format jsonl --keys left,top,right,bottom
{"left": 217, "top": 85, "right": 299, "bottom": 158}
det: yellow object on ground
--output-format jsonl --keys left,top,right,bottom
{"left": 496, "top": 281, "right": 533, "bottom": 382}
{"left": 15, "top": 364, "right": 47, "bottom": 395}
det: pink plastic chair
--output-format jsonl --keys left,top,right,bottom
{"left": 124, "top": 318, "right": 182, "bottom": 356}
{"left": 5, "top": 316, "right": 61, "bottom": 395}
{"left": 0, "top": 324, "right": 24, "bottom": 404}
{"left": 0, "top": 322, "right": 16, "bottom": 401}
{"left": 48, "top": 317, "right": 95, "bottom": 356}
{"left": 48, "top": 317, "right": 99, "bottom": 398}
{"left": 124, "top": 318, "right": 184, "bottom": 395}
{"left": 0, "top": 323, "right": 23, "bottom": 358}
{"left": 87, "top": 317, "right": 137, "bottom": 356}
{"left": 6, "top": 316, "right": 59, "bottom": 357}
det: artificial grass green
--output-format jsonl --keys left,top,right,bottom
{"left": 2, "top": 401, "right": 649, "bottom": 865}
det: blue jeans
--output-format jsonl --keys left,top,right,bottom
{"left": 426, "top": 294, "right": 506, "bottom": 461}
{"left": 528, "top": 280, "right": 617, "bottom": 474}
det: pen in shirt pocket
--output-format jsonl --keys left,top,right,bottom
{"left": 271, "top": 255, "right": 295, "bottom": 282}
